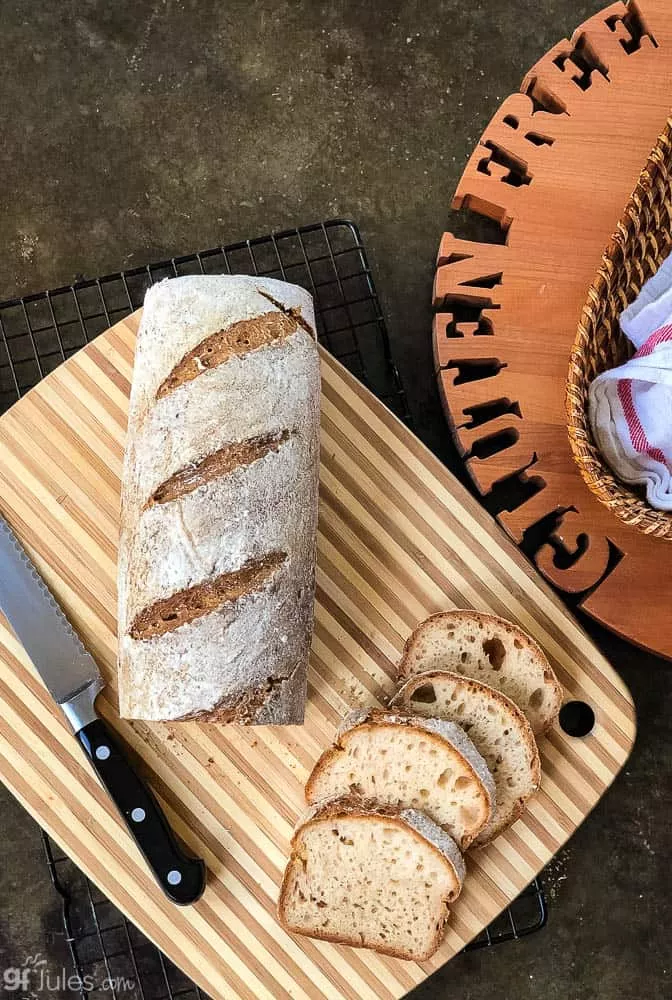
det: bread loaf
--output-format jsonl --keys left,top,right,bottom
{"left": 278, "top": 796, "right": 465, "bottom": 961}
{"left": 118, "top": 275, "right": 320, "bottom": 723}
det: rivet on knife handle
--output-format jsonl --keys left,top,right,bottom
{"left": 77, "top": 717, "right": 206, "bottom": 905}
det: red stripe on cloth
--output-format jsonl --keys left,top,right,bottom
{"left": 636, "top": 324, "right": 672, "bottom": 357}
{"left": 617, "top": 378, "right": 667, "bottom": 464}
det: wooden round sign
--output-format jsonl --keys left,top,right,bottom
{"left": 434, "top": 0, "right": 672, "bottom": 658}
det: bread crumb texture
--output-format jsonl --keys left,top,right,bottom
{"left": 399, "top": 610, "right": 562, "bottom": 734}
{"left": 307, "top": 711, "right": 495, "bottom": 850}
{"left": 393, "top": 669, "right": 541, "bottom": 844}
{"left": 279, "top": 807, "right": 463, "bottom": 961}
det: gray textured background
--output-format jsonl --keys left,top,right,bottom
{"left": 0, "top": 2, "right": 670, "bottom": 999}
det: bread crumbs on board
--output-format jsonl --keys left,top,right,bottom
{"left": 544, "top": 846, "right": 572, "bottom": 900}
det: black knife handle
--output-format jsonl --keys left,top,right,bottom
{"left": 77, "top": 717, "right": 206, "bottom": 905}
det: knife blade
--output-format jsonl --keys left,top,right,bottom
{"left": 0, "top": 515, "right": 205, "bottom": 905}
{"left": 0, "top": 516, "right": 104, "bottom": 722}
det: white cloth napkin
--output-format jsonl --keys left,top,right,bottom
{"left": 588, "top": 253, "right": 672, "bottom": 511}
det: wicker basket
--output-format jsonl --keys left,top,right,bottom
{"left": 566, "top": 116, "right": 672, "bottom": 538}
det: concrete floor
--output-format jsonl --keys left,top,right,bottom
{"left": 0, "top": 1, "right": 670, "bottom": 998}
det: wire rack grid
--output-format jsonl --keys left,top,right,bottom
{"left": 0, "top": 219, "right": 546, "bottom": 1000}
{"left": 0, "top": 220, "right": 408, "bottom": 420}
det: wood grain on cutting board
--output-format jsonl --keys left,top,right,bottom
{"left": 0, "top": 312, "right": 634, "bottom": 1000}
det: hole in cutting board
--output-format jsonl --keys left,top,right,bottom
{"left": 559, "top": 701, "right": 595, "bottom": 738}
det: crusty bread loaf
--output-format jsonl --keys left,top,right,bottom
{"left": 118, "top": 275, "right": 320, "bottom": 723}
{"left": 398, "top": 610, "right": 562, "bottom": 734}
{"left": 392, "top": 671, "right": 541, "bottom": 844}
{"left": 278, "top": 796, "right": 465, "bottom": 961}
{"left": 305, "top": 708, "right": 495, "bottom": 849}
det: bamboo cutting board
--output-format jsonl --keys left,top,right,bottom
{"left": 0, "top": 312, "right": 634, "bottom": 1000}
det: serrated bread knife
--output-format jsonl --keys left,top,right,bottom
{"left": 0, "top": 514, "right": 205, "bottom": 904}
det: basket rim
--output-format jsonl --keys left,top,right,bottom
{"left": 566, "top": 115, "right": 672, "bottom": 538}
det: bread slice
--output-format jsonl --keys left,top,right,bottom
{"left": 305, "top": 708, "right": 495, "bottom": 850}
{"left": 277, "top": 797, "right": 465, "bottom": 961}
{"left": 398, "top": 610, "right": 562, "bottom": 734}
{"left": 392, "top": 670, "right": 541, "bottom": 844}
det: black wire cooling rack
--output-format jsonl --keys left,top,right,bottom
{"left": 0, "top": 220, "right": 408, "bottom": 420}
{"left": 1, "top": 220, "right": 546, "bottom": 999}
